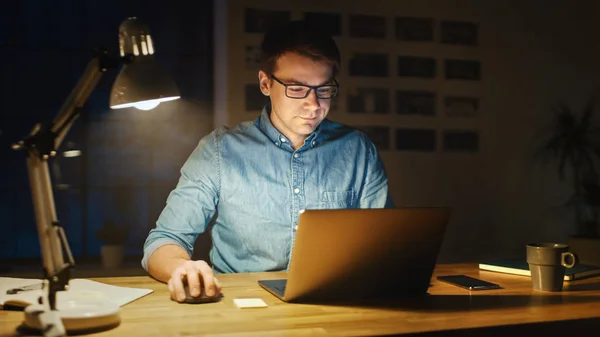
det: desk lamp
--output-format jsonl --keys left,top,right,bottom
{"left": 11, "top": 17, "right": 180, "bottom": 337}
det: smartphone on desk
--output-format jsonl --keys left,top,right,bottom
{"left": 437, "top": 275, "right": 501, "bottom": 290}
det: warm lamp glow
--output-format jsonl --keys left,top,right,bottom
{"left": 134, "top": 101, "right": 160, "bottom": 111}
{"left": 62, "top": 149, "right": 82, "bottom": 158}
{"left": 111, "top": 96, "right": 180, "bottom": 110}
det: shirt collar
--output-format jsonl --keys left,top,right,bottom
{"left": 255, "top": 104, "right": 323, "bottom": 149}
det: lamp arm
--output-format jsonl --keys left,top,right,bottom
{"left": 51, "top": 50, "right": 120, "bottom": 150}
{"left": 12, "top": 49, "right": 120, "bottom": 321}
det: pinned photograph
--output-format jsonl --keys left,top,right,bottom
{"left": 245, "top": 45, "right": 261, "bottom": 70}
{"left": 395, "top": 17, "right": 434, "bottom": 42}
{"left": 397, "top": 56, "right": 436, "bottom": 78}
{"left": 445, "top": 59, "right": 481, "bottom": 80}
{"left": 304, "top": 12, "right": 341, "bottom": 36}
{"left": 444, "top": 96, "right": 479, "bottom": 117}
{"left": 443, "top": 129, "right": 479, "bottom": 152}
{"left": 349, "top": 53, "right": 389, "bottom": 77}
{"left": 244, "top": 8, "right": 291, "bottom": 33}
{"left": 347, "top": 88, "right": 390, "bottom": 114}
{"left": 396, "top": 90, "right": 436, "bottom": 116}
{"left": 349, "top": 15, "right": 386, "bottom": 38}
{"left": 441, "top": 20, "right": 478, "bottom": 46}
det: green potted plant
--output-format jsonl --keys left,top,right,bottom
{"left": 536, "top": 98, "right": 600, "bottom": 265}
{"left": 96, "top": 220, "right": 129, "bottom": 269}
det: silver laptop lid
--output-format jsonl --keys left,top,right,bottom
{"left": 283, "top": 208, "right": 451, "bottom": 302}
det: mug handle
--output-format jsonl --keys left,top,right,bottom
{"left": 561, "top": 252, "right": 577, "bottom": 268}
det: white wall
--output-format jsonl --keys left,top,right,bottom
{"left": 213, "top": 0, "right": 600, "bottom": 263}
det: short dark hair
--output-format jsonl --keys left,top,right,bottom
{"left": 260, "top": 20, "right": 341, "bottom": 77}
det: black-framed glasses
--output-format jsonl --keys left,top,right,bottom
{"left": 271, "top": 75, "right": 339, "bottom": 99}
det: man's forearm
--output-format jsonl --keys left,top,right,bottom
{"left": 147, "top": 244, "right": 191, "bottom": 283}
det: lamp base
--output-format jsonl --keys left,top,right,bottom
{"left": 23, "top": 299, "right": 120, "bottom": 335}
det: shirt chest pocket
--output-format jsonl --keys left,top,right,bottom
{"left": 320, "top": 190, "right": 357, "bottom": 209}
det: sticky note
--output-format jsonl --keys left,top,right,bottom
{"left": 233, "top": 298, "right": 268, "bottom": 309}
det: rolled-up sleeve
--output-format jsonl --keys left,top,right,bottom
{"left": 358, "top": 138, "right": 394, "bottom": 209}
{"left": 141, "top": 130, "right": 221, "bottom": 271}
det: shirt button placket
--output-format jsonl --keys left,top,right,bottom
{"left": 292, "top": 151, "right": 305, "bottom": 226}
{"left": 288, "top": 151, "right": 303, "bottom": 269}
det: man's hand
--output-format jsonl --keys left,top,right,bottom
{"left": 167, "top": 260, "right": 221, "bottom": 302}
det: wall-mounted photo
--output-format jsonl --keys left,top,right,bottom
{"left": 245, "top": 84, "right": 268, "bottom": 111}
{"left": 354, "top": 126, "right": 390, "bottom": 150}
{"left": 349, "top": 53, "right": 389, "bottom": 77}
{"left": 395, "top": 16, "right": 434, "bottom": 42}
{"left": 397, "top": 56, "right": 436, "bottom": 78}
{"left": 347, "top": 88, "right": 390, "bottom": 114}
{"left": 244, "top": 8, "right": 291, "bottom": 33}
{"left": 444, "top": 96, "right": 479, "bottom": 117}
{"left": 395, "top": 128, "right": 436, "bottom": 152}
{"left": 441, "top": 20, "right": 478, "bottom": 46}
{"left": 304, "top": 12, "right": 341, "bottom": 36}
{"left": 444, "top": 59, "right": 481, "bottom": 80}
{"left": 349, "top": 14, "right": 386, "bottom": 38}
{"left": 443, "top": 129, "right": 479, "bottom": 152}
{"left": 396, "top": 90, "right": 436, "bottom": 116}
{"left": 245, "top": 45, "right": 261, "bottom": 70}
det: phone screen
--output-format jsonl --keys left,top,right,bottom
{"left": 437, "top": 275, "right": 501, "bottom": 290}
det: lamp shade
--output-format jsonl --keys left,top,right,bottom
{"left": 109, "top": 17, "right": 180, "bottom": 110}
{"left": 110, "top": 60, "right": 180, "bottom": 110}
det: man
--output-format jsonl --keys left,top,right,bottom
{"left": 142, "top": 20, "right": 393, "bottom": 303}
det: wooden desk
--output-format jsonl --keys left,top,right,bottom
{"left": 2, "top": 263, "right": 600, "bottom": 336}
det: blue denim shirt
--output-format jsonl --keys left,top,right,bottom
{"left": 142, "top": 105, "right": 393, "bottom": 274}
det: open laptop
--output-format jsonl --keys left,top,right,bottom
{"left": 258, "top": 207, "right": 451, "bottom": 303}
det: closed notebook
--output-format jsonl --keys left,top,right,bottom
{"left": 0, "top": 277, "right": 153, "bottom": 310}
{"left": 478, "top": 259, "right": 600, "bottom": 281}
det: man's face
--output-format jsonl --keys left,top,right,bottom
{"left": 258, "top": 52, "right": 336, "bottom": 148}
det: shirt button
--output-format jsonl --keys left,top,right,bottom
{"left": 280, "top": 137, "right": 286, "bottom": 142}
{"left": 294, "top": 153, "right": 299, "bottom": 158}
{"left": 294, "top": 188, "right": 300, "bottom": 194}
{"left": 275, "top": 142, "right": 279, "bottom": 146}
{"left": 294, "top": 225, "right": 298, "bottom": 231}
{"left": 312, "top": 141, "right": 316, "bottom": 146}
